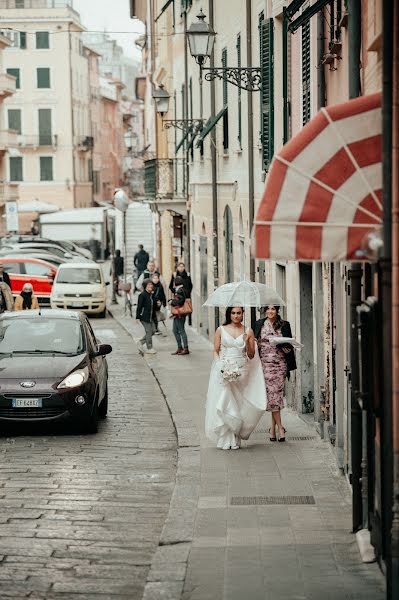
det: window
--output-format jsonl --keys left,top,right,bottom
{"left": 222, "top": 47, "right": 229, "bottom": 151}
{"left": 6, "top": 68, "right": 20, "bottom": 89}
{"left": 88, "top": 159, "right": 93, "bottom": 182}
{"left": 40, "top": 157, "right": 53, "bottom": 181}
{"left": 9, "top": 157, "right": 23, "bottom": 181}
{"left": 8, "top": 109, "right": 22, "bottom": 135}
{"left": 24, "top": 262, "right": 51, "bottom": 277}
{"left": 260, "top": 16, "right": 274, "bottom": 171}
{"left": 15, "top": 0, "right": 25, "bottom": 7}
{"left": 236, "top": 34, "right": 242, "bottom": 149}
{"left": 38, "top": 109, "right": 52, "bottom": 145}
{"left": 36, "top": 31, "right": 50, "bottom": 49}
{"left": 2, "top": 262, "right": 20, "bottom": 274}
{"left": 19, "top": 32, "right": 27, "bottom": 49}
{"left": 302, "top": 19, "right": 311, "bottom": 124}
{"left": 37, "top": 68, "right": 50, "bottom": 89}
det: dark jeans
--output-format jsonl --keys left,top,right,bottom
{"left": 140, "top": 320, "right": 155, "bottom": 349}
{"left": 173, "top": 316, "right": 188, "bottom": 349}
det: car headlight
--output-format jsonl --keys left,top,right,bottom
{"left": 92, "top": 291, "right": 104, "bottom": 299}
{"left": 57, "top": 367, "right": 89, "bottom": 389}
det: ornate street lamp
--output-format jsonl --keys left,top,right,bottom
{"left": 152, "top": 84, "right": 170, "bottom": 116}
{"left": 187, "top": 10, "right": 262, "bottom": 92}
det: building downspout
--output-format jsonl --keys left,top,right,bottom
{"left": 347, "top": 0, "right": 363, "bottom": 534}
{"left": 246, "top": 0, "right": 256, "bottom": 328}
{"left": 68, "top": 24, "right": 76, "bottom": 207}
{"left": 209, "top": 0, "right": 219, "bottom": 330}
{"left": 391, "top": 0, "right": 399, "bottom": 593}
{"left": 184, "top": 11, "right": 190, "bottom": 271}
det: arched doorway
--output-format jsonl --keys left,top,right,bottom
{"left": 224, "top": 206, "right": 234, "bottom": 283}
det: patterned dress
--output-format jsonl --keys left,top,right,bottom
{"left": 259, "top": 320, "right": 287, "bottom": 412}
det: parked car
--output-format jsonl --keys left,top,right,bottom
{"left": 51, "top": 262, "right": 108, "bottom": 318}
{"left": 0, "top": 310, "right": 112, "bottom": 433}
{"left": 0, "top": 243, "right": 82, "bottom": 261}
{"left": 1, "top": 256, "right": 57, "bottom": 304}
{"left": 1, "top": 236, "right": 93, "bottom": 261}
{"left": 2, "top": 249, "right": 83, "bottom": 268}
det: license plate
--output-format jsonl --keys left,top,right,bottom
{"left": 12, "top": 398, "right": 42, "bottom": 408}
{"left": 71, "top": 302, "right": 85, "bottom": 307}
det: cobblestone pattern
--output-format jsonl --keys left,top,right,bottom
{"left": 0, "top": 317, "right": 177, "bottom": 599}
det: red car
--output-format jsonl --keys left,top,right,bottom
{"left": 1, "top": 256, "right": 57, "bottom": 305}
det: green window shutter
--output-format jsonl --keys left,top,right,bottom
{"left": 38, "top": 109, "right": 52, "bottom": 145}
{"left": 302, "top": 19, "right": 311, "bottom": 124}
{"left": 20, "top": 32, "right": 27, "bottom": 49}
{"left": 7, "top": 68, "right": 20, "bottom": 89}
{"left": 37, "top": 68, "right": 50, "bottom": 89}
{"left": 236, "top": 34, "right": 242, "bottom": 149}
{"left": 40, "top": 157, "right": 53, "bottom": 181}
{"left": 8, "top": 109, "right": 22, "bottom": 135}
{"left": 36, "top": 31, "right": 50, "bottom": 49}
{"left": 9, "top": 157, "right": 23, "bottom": 182}
{"left": 222, "top": 48, "right": 229, "bottom": 151}
{"left": 260, "top": 17, "right": 274, "bottom": 171}
{"left": 189, "top": 77, "right": 194, "bottom": 159}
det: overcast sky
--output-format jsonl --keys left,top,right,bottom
{"left": 72, "top": 0, "right": 144, "bottom": 60}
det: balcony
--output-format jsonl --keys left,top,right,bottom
{"left": 0, "top": 0, "right": 73, "bottom": 8}
{"left": 0, "top": 182, "right": 19, "bottom": 203}
{"left": 0, "top": 129, "right": 18, "bottom": 152}
{"left": 144, "top": 158, "right": 186, "bottom": 205}
{"left": 18, "top": 134, "right": 58, "bottom": 149}
{"left": 0, "top": 73, "right": 16, "bottom": 98}
{"left": 76, "top": 136, "right": 94, "bottom": 152}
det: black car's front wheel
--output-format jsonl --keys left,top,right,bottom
{"left": 82, "top": 400, "right": 98, "bottom": 434}
{"left": 98, "top": 386, "right": 108, "bottom": 419}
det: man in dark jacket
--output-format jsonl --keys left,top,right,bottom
{"left": 136, "top": 279, "right": 157, "bottom": 354}
{"left": 134, "top": 245, "right": 150, "bottom": 278}
{"left": 0, "top": 263, "right": 12, "bottom": 291}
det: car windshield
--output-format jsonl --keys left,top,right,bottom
{"left": 0, "top": 318, "right": 84, "bottom": 355}
{"left": 57, "top": 268, "right": 102, "bottom": 284}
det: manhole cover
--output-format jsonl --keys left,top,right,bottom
{"left": 230, "top": 495, "right": 316, "bottom": 506}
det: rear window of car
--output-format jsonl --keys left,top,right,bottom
{"left": 2, "top": 262, "right": 21, "bottom": 274}
{"left": 56, "top": 268, "right": 102, "bottom": 285}
{"left": 0, "top": 318, "right": 85, "bottom": 355}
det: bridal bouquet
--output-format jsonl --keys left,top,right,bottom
{"left": 220, "top": 359, "right": 242, "bottom": 384}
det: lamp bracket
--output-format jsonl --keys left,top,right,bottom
{"left": 201, "top": 67, "right": 262, "bottom": 92}
{"left": 162, "top": 118, "right": 204, "bottom": 131}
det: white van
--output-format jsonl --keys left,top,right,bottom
{"left": 51, "top": 263, "right": 107, "bottom": 318}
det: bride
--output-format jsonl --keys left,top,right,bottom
{"left": 205, "top": 306, "right": 267, "bottom": 449}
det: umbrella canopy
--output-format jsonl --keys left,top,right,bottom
{"left": 18, "top": 201, "right": 59, "bottom": 214}
{"left": 254, "top": 93, "right": 382, "bottom": 262}
{"left": 204, "top": 280, "right": 285, "bottom": 308}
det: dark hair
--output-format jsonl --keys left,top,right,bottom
{"left": 115, "top": 249, "right": 121, "bottom": 256}
{"left": 174, "top": 276, "right": 184, "bottom": 286}
{"left": 223, "top": 306, "right": 244, "bottom": 325}
{"left": 265, "top": 305, "right": 283, "bottom": 331}
{"left": 139, "top": 244, "right": 143, "bottom": 250}
{"left": 143, "top": 278, "right": 153, "bottom": 290}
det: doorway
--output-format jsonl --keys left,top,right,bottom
{"left": 299, "top": 263, "right": 314, "bottom": 413}
{"left": 199, "top": 235, "right": 209, "bottom": 337}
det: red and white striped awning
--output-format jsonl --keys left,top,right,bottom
{"left": 254, "top": 93, "right": 382, "bottom": 261}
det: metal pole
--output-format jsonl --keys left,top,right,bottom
{"left": 123, "top": 210, "right": 127, "bottom": 284}
{"left": 282, "top": 9, "right": 289, "bottom": 144}
{"left": 246, "top": 0, "right": 256, "bottom": 329}
{"left": 209, "top": 0, "right": 219, "bottom": 330}
{"left": 348, "top": 0, "right": 363, "bottom": 534}
{"left": 184, "top": 11, "right": 190, "bottom": 271}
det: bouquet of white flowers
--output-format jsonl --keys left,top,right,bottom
{"left": 220, "top": 359, "right": 242, "bottom": 384}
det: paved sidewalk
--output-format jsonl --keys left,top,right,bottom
{"left": 109, "top": 298, "right": 385, "bottom": 600}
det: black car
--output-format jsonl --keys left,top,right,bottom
{"left": 0, "top": 310, "right": 112, "bottom": 433}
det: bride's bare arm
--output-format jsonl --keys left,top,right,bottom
{"left": 213, "top": 327, "right": 221, "bottom": 359}
{"left": 245, "top": 329, "right": 255, "bottom": 359}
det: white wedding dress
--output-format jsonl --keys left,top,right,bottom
{"left": 205, "top": 326, "right": 267, "bottom": 449}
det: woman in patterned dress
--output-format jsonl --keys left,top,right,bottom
{"left": 254, "top": 306, "right": 296, "bottom": 442}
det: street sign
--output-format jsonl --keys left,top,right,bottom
{"left": 5, "top": 202, "right": 19, "bottom": 232}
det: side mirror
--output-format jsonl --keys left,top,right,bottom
{"left": 105, "top": 281, "right": 110, "bottom": 286}
{"left": 47, "top": 278, "right": 54, "bottom": 286}
{"left": 95, "top": 343, "right": 112, "bottom": 357}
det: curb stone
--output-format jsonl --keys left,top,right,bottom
{"left": 108, "top": 306, "right": 201, "bottom": 600}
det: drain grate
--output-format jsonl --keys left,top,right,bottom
{"left": 254, "top": 430, "right": 316, "bottom": 441}
{"left": 230, "top": 495, "right": 316, "bottom": 506}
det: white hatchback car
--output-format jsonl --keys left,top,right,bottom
{"left": 50, "top": 262, "right": 108, "bottom": 318}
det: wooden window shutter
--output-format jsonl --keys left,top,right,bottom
{"left": 222, "top": 47, "right": 229, "bottom": 151}
{"left": 302, "top": 19, "right": 311, "bottom": 125}
{"left": 260, "top": 17, "right": 274, "bottom": 171}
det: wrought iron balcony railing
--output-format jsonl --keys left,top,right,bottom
{"left": 144, "top": 158, "right": 186, "bottom": 200}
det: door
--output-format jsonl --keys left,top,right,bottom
{"left": 23, "top": 261, "right": 55, "bottom": 300}
{"left": 199, "top": 236, "right": 208, "bottom": 336}
{"left": 3, "top": 260, "right": 23, "bottom": 295}
{"left": 38, "top": 109, "right": 52, "bottom": 146}
{"left": 299, "top": 263, "right": 314, "bottom": 413}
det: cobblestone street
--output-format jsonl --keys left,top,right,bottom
{"left": 0, "top": 316, "right": 176, "bottom": 599}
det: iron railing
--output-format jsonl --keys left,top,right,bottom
{"left": 18, "top": 134, "right": 58, "bottom": 148}
{"left": 144, "top": 158, "right": 186, "bottom": 199}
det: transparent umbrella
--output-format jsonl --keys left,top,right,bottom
{"left": 203, "top": 280, "right": 285, "bottom": 308}
{"left": 18, "top": 201, "right": 59, "bottom": 214}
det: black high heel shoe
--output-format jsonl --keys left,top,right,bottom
{"left": 278, "top": 428, "right": 286, "bottom": 442}
{"left": 269, "top": 427, "right": 277, "bottom": 442}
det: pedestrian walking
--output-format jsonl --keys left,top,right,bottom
{"left": 0, "top": 263, "right": 12, "bottom": 291}
{"left": 170, "top": 276, "right": 191, "bottom": 355}
{"left": 169, "top": 262, "right": 193, "bottom": 298}
{"left": 0, "top": 282, "right": 14, "bottom": 313}
{"left": 136, "top": 279, "right": 157, "bottom": 355}
{"left": 134, "top": 244, "right": 150, "bottom": 279}
{"left": 151, "top": 272, "right": 166, "bottom": 335}
{"left": 254, "top": 305, "right": 296, "bottom": 442}
{"left": 205, "top": 307, "right": 266, "bottom": 449}
{"left": 15, "top": 283, "right": 40, "bottom": 311}
{"left": 113, "top": 249, "right": 124, "bottom": 296}
{"left": 136, "top": 260, "right": 166, "bottom": 292}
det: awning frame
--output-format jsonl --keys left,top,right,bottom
{"left": 287, "top": 0, "right": 330, "bottom": 33}
{"left": 175, "top": 126, "right": 193, "bottom": 154}
{"left": 155, "top": 0, "right": 174, "bottom": 23}
{"left": 196, "top": 105, "right": 227, "bottom": 147}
